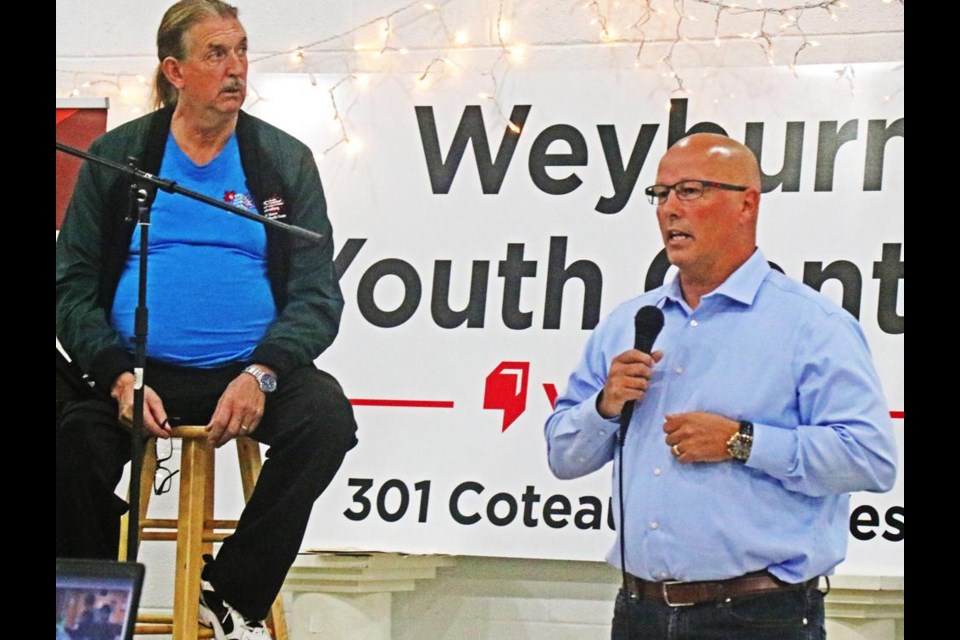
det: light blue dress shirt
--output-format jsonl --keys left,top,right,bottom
{"left": 544, "top": 250, "right": 897, "bottom": 583}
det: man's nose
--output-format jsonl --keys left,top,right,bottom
{"left": 225, "top": 50, "right": 246, "bottom": 75}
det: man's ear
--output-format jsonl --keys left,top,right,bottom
{"left": 739, "top": 188, "right": 760, "bottom": 224}
{"left": 161, "top": 57, "right": 185, "bottom": 90}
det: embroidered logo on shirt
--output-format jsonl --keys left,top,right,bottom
{"left": 262, "top": 195, "right": 287, "bottom": 220}
{"left": 223, "top": 190, "right": 257, "bottom": 212}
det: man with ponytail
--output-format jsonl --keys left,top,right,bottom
{"left": 56, "top": 3, "right": 358, "bottom": 638}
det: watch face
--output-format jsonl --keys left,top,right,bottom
{"left": 260, "top": 373, "right": 278, "bottom": 393}
{"left": 730, "top": 435, "right": 752, "bottom": 461}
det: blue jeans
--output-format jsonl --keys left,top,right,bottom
{"left": 611, "top": 584, "right": 826, "bottom": 640}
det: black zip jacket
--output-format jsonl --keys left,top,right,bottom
{"left": 56, "top": 107, "right": 344, "bottom": 391}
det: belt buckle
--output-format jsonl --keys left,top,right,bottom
{"left": 661, "top": 580, "right": 695, "bottom": 607}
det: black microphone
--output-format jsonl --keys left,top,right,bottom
{"left": 619, "top": 305, "right": 665, "bottom": 439}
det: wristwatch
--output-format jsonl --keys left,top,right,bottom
{"left": 243, "top": 365, "right": 278, "bottom": 393}
{"left": 726, "top": 420, "right": 754, "bottom": 462}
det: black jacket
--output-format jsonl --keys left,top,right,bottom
{"left": 56, "top": 107, "right": 344, "bottom": 391}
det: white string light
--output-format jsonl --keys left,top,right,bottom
{"left": 57, "top": 0, "right": 901, "bottom": 155}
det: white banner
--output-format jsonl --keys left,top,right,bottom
{"left": 245, "top": 63, "right": 903, "bottom": 575}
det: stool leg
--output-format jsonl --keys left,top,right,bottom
{"left": 267, "top": 598, "right": 289, "bottom": 640}
{"left": 119, "top": 438, "right": 158, "bottom": 561}
{"left": 235, "top": 438, "right": 261, "bottom": 502}
{"left": 236, "top": 439, "right": 289, "bottom": 640}
{"left": 173, "top": 437, "right": 207, "bottom": 640}
{"left": 203, "top": 445, "right": 216, "bottom": 559}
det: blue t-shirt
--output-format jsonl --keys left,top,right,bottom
{"left": 111, "top": 133, "right": 276, "bottom": 367}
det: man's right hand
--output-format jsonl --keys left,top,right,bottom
{"left": 111, "top": 372, "right": 171, "bottom": 439}
{"left": 597, "top": 349, "right": 663, "bottom": 419}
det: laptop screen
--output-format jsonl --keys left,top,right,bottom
{"left": 56, "top": 559, "right": 145, "bottom": 640}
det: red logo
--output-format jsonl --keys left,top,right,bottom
{"left": 483, "top": 362, "right": 530, "bottom": 432}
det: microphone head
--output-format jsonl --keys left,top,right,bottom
{"left": 633, "top": 305, "right": 665, "bottom": 353}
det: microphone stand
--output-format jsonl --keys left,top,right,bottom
{"left": 56, "top": 140, "right": 324, "bottom": 560}
{"left": 129, "top": 161, "right": 150, "bottom": 564}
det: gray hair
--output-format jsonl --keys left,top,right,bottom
{"left": 152, "top": 0, "right": 239, "bottom": 110}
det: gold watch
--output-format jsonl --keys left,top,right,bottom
{"left": 726, "top": 420, "right": 753, "bottom": 462}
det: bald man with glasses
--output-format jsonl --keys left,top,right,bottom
{"left": 545, "top": 133, "right": 897, "bottom": 639}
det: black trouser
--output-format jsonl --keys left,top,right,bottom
{"left": 56, "top": 361, "right": 358, "bottom": 621}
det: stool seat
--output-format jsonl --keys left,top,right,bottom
{"left": 121, "top": 426, "right": 288, "bottom": 640}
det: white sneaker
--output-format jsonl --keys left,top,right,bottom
{"left": 198, "top": 563, "right": 272, "bottom": 640}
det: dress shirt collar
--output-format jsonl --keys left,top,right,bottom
{"left": 660, "top": 248, "right": 770, "bottom": 309}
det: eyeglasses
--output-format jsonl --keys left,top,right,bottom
{"left": 644, "top": 180, "right": 748, "bottom": 205}
{"left": 153, "top": 436, "right": 180, "bottom": 496}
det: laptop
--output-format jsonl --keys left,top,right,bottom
{"left": 56, "top": 559, "right": 145, "bottom": 640}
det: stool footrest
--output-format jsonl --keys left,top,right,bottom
{"left": 135, "top": 623, "right": 215, "bottom": 638}
{"left": 137, "top": 613, "right": 173, "bottom": 624}
{"left": 141, "top": 518, "right": 241, "bottom": 530}
{"left": 139, "top": 531, "right": 232, "bottom": 542}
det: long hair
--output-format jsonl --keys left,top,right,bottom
{"left": 152, "top": 0, "right": 239, "bottom": 110}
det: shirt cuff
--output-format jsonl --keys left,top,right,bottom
{"left": 575, "top": 390, "right": 622, "bottom": 431}
{"left": 744, "top": 421, "right": 797, "bottom": 476}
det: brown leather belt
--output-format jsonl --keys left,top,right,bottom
{"left": 622, "top": 571, "right": 816, "bottom": 607}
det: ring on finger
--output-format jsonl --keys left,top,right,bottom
{"left": 671, "top": 443, "right": 682, "bottom": 457}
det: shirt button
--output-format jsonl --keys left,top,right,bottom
{"left": 599, "top": 430, "right": 606, "bottom": 436}
{"left": 690, "top": 320, "right": 699, "bottom": 327}
{"left": 659, "top": 572, "right": 668, "bottom": 579}
{"left": 653, "top": 468, "right": 662, "bottom": 476}
{"left": 578, "top": 457, "right": 586, "bottom": 463}
{"left": 649, "top": 521, "right": 659, "bottom": 530}
{"left": 674, "top": 367, "right": 683, "bottom": 374}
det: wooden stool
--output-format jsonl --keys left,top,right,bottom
{"left": 120, "top": 426, "right": 288, "bottom": 640}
